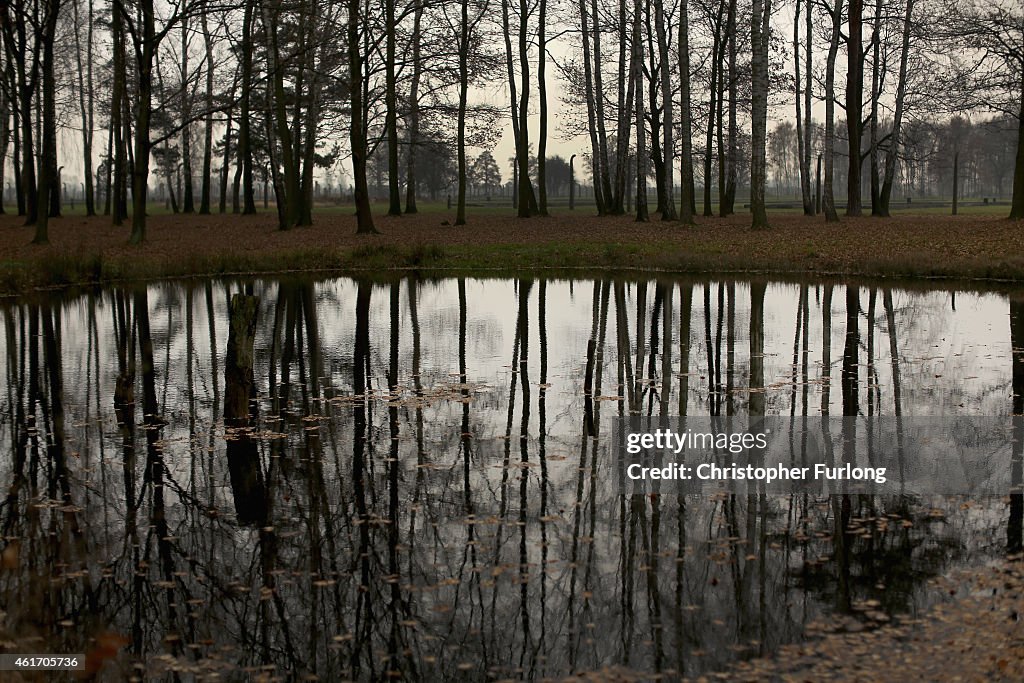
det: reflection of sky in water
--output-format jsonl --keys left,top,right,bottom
{"left": 0, "top": 277, "right": 1018, "bottom": 679}
{"left": 41, "top": 280, "right": 1011, "bottom": 422}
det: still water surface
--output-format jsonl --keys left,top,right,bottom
{"left": 0, "top": 275, "right": 1020, "bottom": 680}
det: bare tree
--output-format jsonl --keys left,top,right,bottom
{"left": 348, "top": 0, "right": 377, "bottom": 233}
{"left": 72, "top": 0, "right": 95, "bottom": 216}
{"left": 678, "top": 0, "right": 696, "bottom": 223}
{"left": 824, "top": 0, "right": 844, "bottom": 222}
{"left": 750, "top": 0, "right": 772, "bottom": 229}
{"left": 578, "top": 0, "right": 606, "bottom": 214}
{"left": 879, "top": 0, "right": 915, "bottom": 216}
{"left": 654, "top": 0, "right": 676, "bottom": 220}
{"left": 631, "top": 0, "right": 648, "bottom": 221}
{"left": 794, "top": 0, "right": 813, "bottom": 215}
{"left": 846, "top": 0, "right": 864, "bottom": 216}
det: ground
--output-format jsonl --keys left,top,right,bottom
{"left": 567, "top": 560, "right": 1024, "bottom": 682}
{"left": 715, "top": 559, "right": 1024, "bottom": 683}
{"left": 1, "top": 206, "right": 1023, "bottom": 296}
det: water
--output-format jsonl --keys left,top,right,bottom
{"left": 0, "top": 275, "right": 1020, "bottom": 680}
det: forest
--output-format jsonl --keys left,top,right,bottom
{"left": 0, "top": 0, "right": 1021, "bottom": 244}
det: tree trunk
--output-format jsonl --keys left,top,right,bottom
{"left": 219, "top": 101, "right": 233, "bottom": 213}
{"left": 795, "top": 0, "right": 813, "bottom": 215}
{"left": 537, "top": 0, "right": 549, "bottom": 215}
{"left": 1009, "top": 48, "right": 1024, "bottom": 219}
{"left": 455, "top": 0, "right": 470, "bottom": 225}
{"left": 678, "top": 0, "right": 696, "bottom": 223}
{"left": 238, "top": 0, "right": 256, "bottom": 215}
{"left": 654, "top": 0, "right": 676, "bottom": 220}
{"left": 264, "top": 1, "right": 300, "bottom": 230}
{"left": 8, "top": 63, "right": 23, "bottom": 216}
{"left": 591, "top": 0, "right": 614, "bottom": 208}
{"left": 579, "top": 0, "right": 606, "bottom": 214}
{"left": 723, "top": 0, "right": 738, "bottom": 216}
{"left": 405, "top": 0, "right": 422, "bottom": 214}
{"left": 111, "top": 0, "right": 127, "bottom": 225}
{"left": 9, "top": 20, "right": 37, "bottom": 224}
{"left": 129, "top": 0, "right": 155, "bottom": 245}
{"left": 516, "top": 0, "right": 532, "bottom": 217}
{"left": 348, "top": 0, "right": 377, "bottom": 233}
{"left": 612, "top": 0, "right": 634, "bottom": 214}
{"left": 103, "top": 109, "right": 111, "bottom": 215}
{"left": 180, "top": 13, "right": 194, "bottom": 213}
{"left": 869, "top": 0, "right": 882, "bottom": 215}
{"left": 804, "top": 0, "right": 813, "bottom": 214}
{"left": 647, "top": 22, "right": 666, "bottom": 216}
{"left": 631, "top": 0, "right": 648, "bottom": 222}
{"left": 703, "top": 4, "right": 723, "bottom": 217}
{"left": 0, "top": 84, "right": 7, "bottom": 215}
{"left": 385, "top": 0, "right": 401, "bottom": 216}
{"left": 34, "top": 0, "right": 62, "bottom": 243}
{"left": 750, "top": 0, "right": 772, "bottom": 229}
{"left": 500, "top": 0, "right": 534, "bottom": 216}
{"left": 199, "top": 12, "right": 214, "bottom": 214}
{"left": 298, "top": 0, "right": 322, "bottom": 227}
{"left": 72, "top": 0, "right": 95, "bottom": 216}
{"left": 823, "top": 0, "right": 843, "bottom": 223}
{"left": 846, "top": 0, "right": 863, "bottom": 216}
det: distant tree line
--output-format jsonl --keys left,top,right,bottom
{"left": 768, "top": 115, "right": 1019, "bottom": 202}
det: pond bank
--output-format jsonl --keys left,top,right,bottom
{"left": 717, "top": 558, "right": 1024, "bottom": 682}
{"left": 2, "top": 211, "right": 1023, "bottom": 297}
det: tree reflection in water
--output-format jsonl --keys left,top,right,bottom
{"left": 0, "top": 276, "right": 1015, "bottom": 679}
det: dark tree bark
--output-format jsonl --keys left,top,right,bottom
{"left": 0, "top": 84, "right": 7, "bottom": 215}
{"left": 537, "top": 0, "right": 549, "bottom": 215}
{"left": 612, "top": 0, "right": 635, "bottom": 214}
{"left": 34, "top": 0, "right": 62, "bottom": 243}
{"left": 1011, "top": 67, "right": 1024, "bottom": 220}
{"left": 128, "top": 0, "right": 156, "bottom": 245}
{"left": 405, "top": 0, "right": 422, "bottom": 214}
{"left": 385, "top": 0, "right": 401, "bottom": 216}
{"left": 654, "top": 0, "right": 676, "bottom": 220}
{"left": 591, "top": 0, "right": 613, "bottom": 208}
{"left": 199, "top": 11, "right": 214, "bottom": 214}
{"left": 455, "top": 0, "right": 470, "bottom": 225}
{"left": 348, "top": 0, "right": 377, "bottom": 233}
{"left": 631, "top": 0, "right": 648, "bottom": 222}
{"left": 219, "top": 90, "right": 233, "bottom": 214}
{"left": 795, "top": 0, "right": 813, "bottom": 215}
{"left": 578, "top": 0, "right": 606, "bottom": 214}
{"left": 72, "top": 0, "right": 95, "bottom": 216}
{"left": 868, "top": 0, "right": 882, "bottom": 215}
{"left": 703, "top": 2, "right": 723, "bottom": 217}
{"left": 846, "top": 0, "right": 864, "bottom": 216}
{"left": 110, "top": 17, "right": 128, "bottom": 225}
{"left": 517, "top": 0, "right": 533, "bottom": 217}
{"left": 180, "top": 12, "right": 194, "bottom": 214}
{"left": 678, "top": 0, "right": 696, "bottom": 222}
{"left": 750, "top": 0, "right": 772, "bottom": 230}
{"left": 264, "top": 1, "right": 300, "bottom": 229}
{"left": 1, "top": 0, "right": 39, "bottom": 225}
{"left": 722, "top": 0, "right": 738, "bottom": 216}
{"left": 237, "top": 0, "right": 256, "bottom": 215}
{"left": 824, "top": 0, "right": 844, "bottom": 223}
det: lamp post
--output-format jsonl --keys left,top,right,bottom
{"left": 569, "top": 154, "right": 576, "bottom": 210}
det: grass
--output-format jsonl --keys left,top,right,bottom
{"left": 1, "top": 204, "right": 1022, "bottom": 298}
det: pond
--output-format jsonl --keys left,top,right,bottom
{"left": 0, "top": 275, "right": 1020, "bottom": 680}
